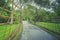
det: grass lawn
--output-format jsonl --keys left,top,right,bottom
{"left": 36, "top": 22, "right": 60, "bottom": 34}
{"left": 0, "top": 24, "right": 18, "bottom": 40}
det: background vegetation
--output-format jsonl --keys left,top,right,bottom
{"left": 0, "top": 0, "right": 60, "bottom": 40}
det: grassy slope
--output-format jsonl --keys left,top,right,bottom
{"left": 36, "top": 22, "right": 60, "bottom": 34}
{"left": 13, "top": 23, "right": 23, "bottom": 40}
{"left": 0, "top": 24, "right": 18, "bottom": 40}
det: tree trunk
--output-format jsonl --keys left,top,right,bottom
{"left": 10, "top": 0, "right": 14, "bottom": 24}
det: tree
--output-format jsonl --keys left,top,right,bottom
{"left": 51, "top": 0, "right": 60, "bottom": 16}
{"left": 33, "top": 0, "right": 50, "bottom": 8}
{"left": 0, "top": 0, "right": 11, "bottom": 23}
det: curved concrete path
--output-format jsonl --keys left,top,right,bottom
{"left": 18, "top": 21, "right": 59, "bottom": 40}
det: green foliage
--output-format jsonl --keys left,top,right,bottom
{"left": 22, "top": 0, "right": 28, "bottom": 3}
{"left": 22, "top": 5, "right": 36, "bottom": 21}
{"left": 22, "top": 5, "right": 57, "bottom": 22}
{"left": 50, "top": 0, "right": 60, "bottom": 16}
{"left": 0, "top": 0, "right": 11, "bottom": 23}
{"left": 0, "top": 0, "right": 5, "bottom": 7}
{"left": 33, "top": 0, "right": 60, "bottom": 16}
{"left": 55, "top": 6, "right": 60, "bottom": 16}
{"left": 34, "top": 0, "right": 50, "bottom": 8}
{"left": 13, "top": 10, "right": 20, "bottom": 23}
{"left": 56, "top": 0, "right": 60, "bottom": 4}
{"left": 0, "top": 10, "right": 10, "bottom": 16}
{"left": 0, "top": 17, "right": 8, "bottom": 23}
{"left": 33, "top": 9, "right": 57, "bottom": 22}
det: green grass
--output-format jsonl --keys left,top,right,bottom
{"left": 0, "top": 24, "right": 18, "bottom": 40}
{"left": 36, "top": 22, "right": 60, "bottom": 34}
{"left": 13, "top": 23, "right": 23, "bottom": 40}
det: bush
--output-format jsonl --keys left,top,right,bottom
{"left": 0, "top": 17, "right": 8, "bottom": 23}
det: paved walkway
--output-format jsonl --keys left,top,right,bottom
{"left": 18, "top": 21, "right": 59, "bottom": 40}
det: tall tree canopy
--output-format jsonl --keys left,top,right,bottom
{"left": 33, "top": 0, "right": 50, "bottom": 8}
{"left": 33, "top": 0, "right": 60, "bottom": 16}
{"left": 51, "top": 0, "right": 60, "bottom": 16}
